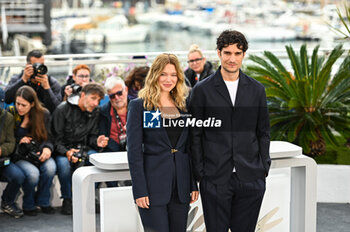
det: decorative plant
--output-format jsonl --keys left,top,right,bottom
{"left": 94, "top": 63, "right": 137, "bottom": 84}
{"left": 329, "top": 3, "right": 350, "bottom": 40}
{"left": 246, "top": 44, "right": 350, "bottom": 156}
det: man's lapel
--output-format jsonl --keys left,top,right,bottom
{"left": 214, "top": 68, "right": 233, "bottom": 106}
{"left": 234, "top": 70, "right": 249, "bottom": 107}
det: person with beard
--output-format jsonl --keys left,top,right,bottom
{"left": 189, "top": 30, "right": 270, "bottom": 232}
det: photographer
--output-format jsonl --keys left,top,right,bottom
{"left": 4, "top": 50, "right": 62, "bottom": 113}
{"left": 51, "top": 83, "right": 108, "bottom": 215}
{"left": 184, "top": 44, "right": 214, "bottom": 87}
{"left": 0, "top": 104, "right": 25, "bottom": 218}
{"left": 99, "top": 76, "right": 128, "bottom": 152}
{"left": 61, "top": 64, "right": 92, "bottom": 101}
{"left": 8, "top": 86, "right": 56, "bottom": 216}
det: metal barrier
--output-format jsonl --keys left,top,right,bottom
{"left": 0, "top": 48, "right": 342, "bottom": 86}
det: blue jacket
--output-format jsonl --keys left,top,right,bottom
{"left": 127, "top": 98, "right": 197, "bottom": 206}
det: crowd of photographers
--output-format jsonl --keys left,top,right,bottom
{"left": 0, "top": 47, "right": 213, "bottom": 218}
{"left": 0, "top": 50, "right": 151, "bottom": 218}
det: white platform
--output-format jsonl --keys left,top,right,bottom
{"left": 72, "top": 141, "right": 317, "bottom": 232}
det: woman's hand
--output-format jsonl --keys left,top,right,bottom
{"left": 190, "top": 191, "right": 199, "bottom": 204}
{"left": 136, "top": 196, "right": 150, "bottom": 209}
{"left": 19, "top": 136, "right": 32, "bottom": 144}
{"left": 39, "top": 147, "right": 51, "bottom": 162}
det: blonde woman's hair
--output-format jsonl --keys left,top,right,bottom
{"left": 138, "top": 53, "right": 189, "bottom": 111}
{"left": 188, "top": 44, "right": 204, "bottom": 57}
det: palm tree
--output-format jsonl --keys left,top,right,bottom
{"left": 246, "top": 44, "right": 350, "bottom": 156}
{"left": 329, "top": 3, "right": 350, "bottom": 40}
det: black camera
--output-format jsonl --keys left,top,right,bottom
{"left": 31, "top": 63, "right": 48, "bottom": 79}
{"left": 18, "top": 140, "right": 41, "bottom": 167}
{"left": 119, "top": 134, "right": 127, "bottom": 151}
{"left": 70, "top": 83, "right": 82, "bottom": 95}
{"left": 71, "top": 145, "right": 88, "bottom": 169}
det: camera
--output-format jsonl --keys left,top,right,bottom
{"left": 119, "top": 134, "right": 127, "bottom": 151}
{"left": 71, "top": 145, "right": 88, "bottom": 169}
{"left": 19, "top": 140, "right": 41, "bottom": 167}
{"left": 31, "top": 63, "right": 48, "bottom": 79}
{"left": 70, "top": 83, "right": 82, "bottom": 95}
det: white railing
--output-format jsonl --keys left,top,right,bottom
{"left": 0, "top": 48, "right": 346, "bottom": 85}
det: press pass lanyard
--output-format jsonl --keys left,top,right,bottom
{"left": 113, "top": 108, "right": 126, "bottom": 136}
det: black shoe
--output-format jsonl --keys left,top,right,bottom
{"left": 61, "top": 199, "right": 72, "bottom": 215}
{"left": 1, "top": 202, "right": 23, "bottom": 218}
{"left": 41, "top": 206, "right": 55, "bottom": 214}
{"left": 23, "top": 208, "right": 38, "bottom": 216}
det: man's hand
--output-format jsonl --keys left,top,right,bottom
{"left": 35, "top": 74, "right": 50, "bottom": 89}
{"left": 39, "top": 147, "right": 51, "bottom": 162}
{"left": 66, "top": 148, "right": 80, "bottom": 163}
{"left": 190, "top": 191, "right": 199, "bottom": 203}
{"left": 22, "top": 64, "right": 34, "bottom": 83}
{"left": 136, "top": 196, "right": 150, "bottom": 209}
{"left": 97, "top": 135, "right": 109, "bottom": 148}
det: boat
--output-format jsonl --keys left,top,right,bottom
{"left": 70, "top": 15, "right": 150, "bottom": 44}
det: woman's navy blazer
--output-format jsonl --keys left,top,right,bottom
{"left": 127, "top": 98, "right": 196, "bottom": 206}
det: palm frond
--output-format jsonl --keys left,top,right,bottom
{"left": 300, "top": 44, "right": 309, "bottom": 79}
{"left": 316, "top": 45, "right": 344, "bottom": 104}
{"left": 286, "top": 45, "right": 302, "bottom": 80}
{"left": 246, "top": 44, "right": 350, "bottom": 156}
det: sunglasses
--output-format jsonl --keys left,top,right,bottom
{"left": 109, "top": 89, "right": 124, "bottom": 99}
{"left": 187, "top": 58, "right": 203, "bottom": 64}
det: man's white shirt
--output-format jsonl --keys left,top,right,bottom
{"left": 224, "top": 78, "right": 239, "bottom": 172}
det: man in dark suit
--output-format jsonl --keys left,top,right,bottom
{"left": 189, "top": 30, "right": 270, "bottom": 232}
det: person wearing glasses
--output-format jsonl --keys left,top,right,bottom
{"left": 99, "top": 76, "right": 129, "bottom": 152}
{"left": 61, "top": 64, "right": 92, "bottom": 101}
{"left": 127, "top": 54, "right": 199, "bottom": 232}
{"left": 184, "top": 44, "right": 214, "bottom": 88}
{"left": 4, "top": 50, "right": 62, "bottom": 113}
{"left": 51, "top": 83, "right": 109, "bottom": 215}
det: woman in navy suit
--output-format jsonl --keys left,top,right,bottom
{"left": 127, "top": 53, "right": 199, "bottom": 232}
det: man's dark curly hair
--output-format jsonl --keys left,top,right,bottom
{"left": 216, "top": 30, "right": 248, "bottom": 52}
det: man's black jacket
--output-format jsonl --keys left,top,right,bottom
{"left": 189, "top": 68, "right": 270, "bottom": 184}
{"left": 51, "top": 95, "right": 99, "bottom": 156}
{"left": 185, "top": 61, "right": 214, "bottom": 87}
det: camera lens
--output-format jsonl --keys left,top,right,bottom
{"left": 32, "top": 63, "right": 48, "bottom": 76}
